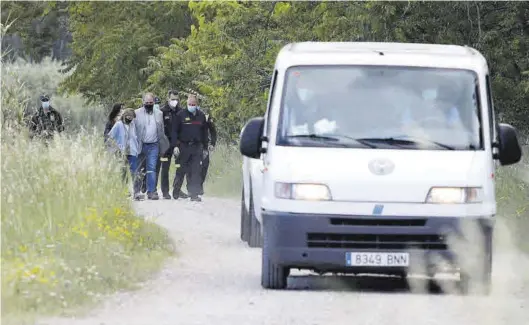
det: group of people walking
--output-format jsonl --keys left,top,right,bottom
{"left": 27, "top": 91, "right": 216, "bottom": 202}
{"left": 105, "top": 91, "right": 217, "bottom": 202}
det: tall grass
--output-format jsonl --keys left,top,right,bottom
{"left": 1, "top": 61, "right": 174, "bottom": 322}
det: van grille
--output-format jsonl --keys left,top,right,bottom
{"left": 330, "top": 218, "right": 427, "bottom": 227}
{"left": 307, "top": 233, "right": 447, "bottom": 250}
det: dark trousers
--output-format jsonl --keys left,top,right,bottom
{"left": 159, "top": 151, "right": 173, "bottom": 195}
{"left": 200, "top": 151, "right": 210, "bottom": 194}
{"left": 173, "top": 143, "right": 203, "bottom": 198}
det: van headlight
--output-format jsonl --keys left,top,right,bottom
{"left": 426, "top": 187, "right": 483, "bottom": 204}
{"left": 274, "top": 182, "right": 332, "bottom": 201}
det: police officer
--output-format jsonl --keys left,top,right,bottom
{"left": 197, "top": 106, "right": 217, "bottom": 195}
{"left": 29, "top": 95, "right": 65, "bottom": 140}
{"left": 158, "top": 90, "right": 189, "bottom": 199}
{"left": 171, "top": 94, "right": 208, "bottom": 202}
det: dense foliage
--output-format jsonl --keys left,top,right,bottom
{"left": 2, "top": 1, "right": 528, "bottom": 141}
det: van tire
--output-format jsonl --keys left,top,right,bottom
{"left": 240, "top": 187, "right": 250, "bottom": 243}
{"left": 261, "top": 229, "right": 288, "bottom": 289}
{"left": 248, "top": 192, "right": 262, "bottom": 248}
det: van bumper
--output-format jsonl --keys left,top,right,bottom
{"left": 261, "top": 211, "right": 493, "bottom": 275}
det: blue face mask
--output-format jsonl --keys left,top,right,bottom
{"left": 187, "top": 105, "right": 197, "bottom": 113}
{"left": 154, "top": 104, "right": 160, "bottom": 110}
{"left": 42, "top": 101, "right": 50, "bottom": 110}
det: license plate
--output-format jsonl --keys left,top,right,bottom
{"left": 346, "top": 252, "right": 410, "bottom": 267}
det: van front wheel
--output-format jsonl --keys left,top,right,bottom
{"left": 240, "top": 188, "right": 250, "bottom": 243}
{"left": 261, "top": 230, "right": 289, "bottom": 289}
{"left": 248, "top": 193, "right": 262, "bottom": 248}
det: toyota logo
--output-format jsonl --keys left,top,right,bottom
{"left": 368, "top": 158, "right": 395, "bottom": 175}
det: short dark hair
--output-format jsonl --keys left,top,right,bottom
{"left": 167, "top": 89, "right": 179, "bottom": 98}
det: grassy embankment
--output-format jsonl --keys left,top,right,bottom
{"left": 1, "top": 59, "right": 174, "bottom": 323}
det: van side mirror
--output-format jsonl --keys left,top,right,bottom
{"left": 496, "top": 123, "right": 522, "bottom": 166}
{"left": 239, "top": 117, "right": 265, "bottom": 159}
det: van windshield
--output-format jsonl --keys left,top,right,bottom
{"left": 277, "top": 65, "right": 484, "bottom": 150}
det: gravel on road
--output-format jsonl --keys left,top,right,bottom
{"left": 41, "top": 197, "right": 529, "bottom": 325}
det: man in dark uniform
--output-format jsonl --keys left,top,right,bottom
{"left": 197, "top": 106, "right": 217, "bottom": 196}
{"left": 158, "top": 90, "right": 189, "bottom": 199}
{"left": 171, "top": 94, "right": 208, "bottom": 202}
{"left": 29, "top": 95, "right": 65, "bottom": 141}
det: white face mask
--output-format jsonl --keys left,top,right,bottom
{"left": 169, "top": 99, "right": 178, "bottom": 108}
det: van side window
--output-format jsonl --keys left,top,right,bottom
{"left": 264, "top": 69, "right": 278, "bottom": 137}
{"left": 485, "top": 74, "right": 496, "bottom": 142}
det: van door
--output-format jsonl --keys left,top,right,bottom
{"left": 252, "top": 69, "right": 278, "bottom": 223}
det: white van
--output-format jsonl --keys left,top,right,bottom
{"left": 239, "top": 42, "right": 523, "bottom": 294}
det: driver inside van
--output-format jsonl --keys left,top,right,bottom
{"left": 401, "top": 86, "right": 464, "bottom": 129}
{"left": 285, "top": 72, "right": 338, "bottom": 136}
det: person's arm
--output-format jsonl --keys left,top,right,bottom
{"left": 202, "top": 115, "right": 209, "bottom": 148}
{"left": 208, "top": 114, "right": 217, "bottom": 147}
{"left": 29, "top": 114, "right": 39, "bottom": 138}
{"left": 163, "top": 109, "right": 171, "bottom": 138}
{"left": 107, "top": 122, "right": 123, "bottom": 151}
{"left": 171, "top": 113, "right": 181, "bottom": 148}
{"left": 56, "top": 111, "right": 65, "bottom": 133}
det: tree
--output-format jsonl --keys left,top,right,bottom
{"left": 60, "top": 1, "right": 192, "bottom": 105}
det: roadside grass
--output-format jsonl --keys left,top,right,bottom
{"left": 204, "top": 143, "right": 243, "bottom": 198}
{"left": 0, "top": 131, "right": 174, "bottom": 324}
{"left": 166, "top": 143, "right": 242, "bottom": 198}
{"left": 496, "top": 145, "right": 529, "bottom": 253}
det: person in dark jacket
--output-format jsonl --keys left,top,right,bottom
{"left": 197, "top": 106, "right": 217, "bottom": 195}
{"left": 29, "top": 95, "right": 65, "bottom": 140}
{"left": 171, "top": 94, "right": 209, "bottom": 202}
{"left": 156, "top": 90, "right": 190, "bottom": 199}
{"left": 104, "top": 103, "right": 124, "bottom": 142}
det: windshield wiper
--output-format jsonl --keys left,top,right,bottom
{"left": 285, "top": 134, "right": 377, "bottom": 148}
{"left": 354, "top": 136, "right": 456, "bottom": 150}
{"left": 286, "top": 134, "right": 340, "bottom": 141}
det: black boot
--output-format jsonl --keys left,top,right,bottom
{"left": 147, "top": 192, "right": 159, "bottom": 200}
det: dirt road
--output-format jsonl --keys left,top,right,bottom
{"left": 42, "top": 197, "right": 529, "bottom": 325}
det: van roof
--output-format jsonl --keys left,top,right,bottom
{"left": 276, "top": 42, "right": 488, "bottom": 71}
